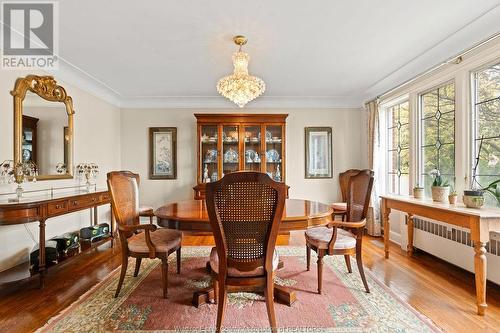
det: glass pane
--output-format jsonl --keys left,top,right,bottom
{"left": 422, "top": 118, "right": 437, "bottom": 146}
{"left": 265, "top": 125, "right": 283, "bottom": 181}
{"left": 422, "top": 90, "right": 438, "bottom": 117}
{"left": 222, "top": 125, "right": 239, "bottom": 176}
{"left": 388, "top": 127, "right": 398, "bottom": 149}
{"left": 388, "top": 150, "right": 398, "bottom": 173}
{"left": 388, "top": 174, "right": 398, "bottom": 194}
{"left": 244, "top": 126, "right": 261, "bottom": 171}
{"left": 399, "top": 101, "right": 410, "bottom": 124}
{"left": 439, "top": 111, "right": 455, "bottom": 144}
{"left": 477, "top": 175, "right": 499, "bottom": 207}
{"left": 400, "top": 124, "right": 410, "bottom": 149}
{"left": 439, "top": 83, "right": 455, "bottom": 113}
{"left": 200, "top": 125, "right": 218, "bottom": 183}
{"left": 477, "top": 138, "right": 500, "bottom": 179}
{"left": 476, "top": 63, "right": 500, "bottom": 103}
{"left": 400, "top": 148, "right": 410, "bottom": 174}
{"left": 477, "top": 99, "right": 500, "bottom": 139}
{"left": 438, "top": 143, "right": 455, "bottom": 176}
{"left": 400, "top": 174, "right": 410, "bottom": 195}
{"left": 422, "top": 146, "right": 438, "bottom": 174}
{"left": 422, "top": 174, "right": 434, "bottom": 197}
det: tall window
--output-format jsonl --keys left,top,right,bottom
{"left": 420, "top": 83, "right": 455, "bottom": 196}
{"left": 473, "top": 62, "right": 500, "bottom": 206}
{"left": 387, "top": 101, "right": 410, "bottom": 194}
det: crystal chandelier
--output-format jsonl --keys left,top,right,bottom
{"left": 217, "top": 36, "right": 266, "bottom": 108}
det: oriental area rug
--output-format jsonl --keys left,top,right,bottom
{"left": 39, "top": 247, "right": 441, "bottom": 332}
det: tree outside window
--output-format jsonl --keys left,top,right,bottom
{"left": 387, "top": 101, "right": 410, "bottom": 195}
{"left": 420, "top": 83, "right": 455, "bottom": 197}
{"left": 473, "top": 63, "right": 500, "bottom": 206}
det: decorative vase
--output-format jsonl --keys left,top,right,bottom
{"left": 448, "top": 194, "right": 458, "bottom": 205}
{"left": 413, "top": 188, "right": 424, "bottom": 199}
{"left": 431, "top": 186, "right": 449, "bottom": 203}
{"left": 463, "top": 190, "right": 484, "bottom": 208}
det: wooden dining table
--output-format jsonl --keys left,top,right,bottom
{"left": 155, "top": 198, "right": 333, "bottom": 307}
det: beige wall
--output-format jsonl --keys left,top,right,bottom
{"left": 120, "top": 108, "right": 366, "bottom": 208}
{"left": 0, "top": 70, "right": 121, "bottom": 272}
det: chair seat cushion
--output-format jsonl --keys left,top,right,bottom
{"left": 128, "top": 228, "right": 181, "bottom": 254}
{"left": 209, "top": 247, "right": 279, "bottom": 277}
{"left": 305, "top": 227, "right": 356, "bottom": 250}
{"left": 332, "top": 202, "right": 347, "bottom": 212}
{"left": 139, "top": 205, "right": 154, "bottom": 216}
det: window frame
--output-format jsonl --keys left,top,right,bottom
{"left": 417, "top": 79, "right": 457, "bottom": 192}
{"left": 383, "top": 98, "right": 411, "bottom": 195}
{"left": 470, "top": 59, "right": 500, "bottom": 192}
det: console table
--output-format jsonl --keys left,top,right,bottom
{"left": 380, "top": 194, "right": 500, "bottom": 316}
{"left": 0, "top": 188, "right": 113, "bottom": 288}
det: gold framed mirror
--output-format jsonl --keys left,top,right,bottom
{"left": 11, "top": 75, "right": 74, "bottom": 180}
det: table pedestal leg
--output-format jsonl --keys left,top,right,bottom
{"left": 407, "top": 214, "right": 414, "bottom": 256}
{"left": 382, "top": 199, "right": 391, "bottom": 259}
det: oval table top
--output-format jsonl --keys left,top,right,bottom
{"left": 155, "top": 199, "right": 333, "bottom": 232}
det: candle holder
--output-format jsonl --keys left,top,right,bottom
{"left": 77, "top": 163, "right": 99, "bottom": 192}
{"left": 1, "top": 159, "right": 38, "bottom": 199}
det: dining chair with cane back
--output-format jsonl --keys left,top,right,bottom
{"left": 305, "top": 169, "right": 374, "bottom": 294}
{"left": 205, "top": 171, "right": 287, "bottom": 333}
{"left": 332, "top": 169, "right": 362, "bottom": 221}
{"left": 107, "top": 171, "right": 182, "bottom": 298}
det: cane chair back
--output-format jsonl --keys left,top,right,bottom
{"left": 339, "top": 169, "right": 362, "bottom": 202}
{"left": 107, "top": 171, "right": 141, "bottom": 238}
{"left": 346, "top": 169, "right": 374, "bottom": 222}
{"left": 205, "top": 172, "right": 287, "bottom": 275}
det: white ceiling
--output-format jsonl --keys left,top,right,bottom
{"left": 51, "top": 0, "right": 500, "bottom": 108}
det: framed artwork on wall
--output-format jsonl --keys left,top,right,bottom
{"left": 149, "top": 127, "right": 177, "bottom": 179}
{"left": 305, "top": 127, "right": 332, "bottom": 178}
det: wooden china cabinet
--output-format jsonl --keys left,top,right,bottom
{"left": 194, "top": 113, "right": 287, "bottom": 199}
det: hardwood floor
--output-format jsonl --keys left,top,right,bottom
{"left": 0, "top": 232, "right": 499, "bottom": 333}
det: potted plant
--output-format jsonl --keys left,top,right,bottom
{"left": 464, "top": 136, "right": 500, "bottom": 208}
{"left": 448, "top": 188, "right": 458, "bottom": 204}
{"left": 430, "top": 169, "right": 449, "bottom": 203}
{"left": 413, "top": 184, "right": 424, "bottom": 199}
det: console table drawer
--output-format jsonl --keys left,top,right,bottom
{"left": 68, "top": 195, "right": 99, "bottom": 211}
{"left": 47, "top": 200, "right": 68, "bottom": 216}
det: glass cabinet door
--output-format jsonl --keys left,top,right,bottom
{"left": 243, "top": 125, "right": 262, "bottom": 172}
{"left": 200, "top": 125, "right": 219, "bottom": 183}
{"left": 265, "top": 125, "right": 283, "bottom": 182}
{"left": 222, "top": 125, "right": 240, "bottom": 177}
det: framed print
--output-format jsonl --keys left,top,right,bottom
{"left": 149, "top": 127, "right": 177, "bottom": 179}
{"left": 305, "top": 127, "right": 332, "bottom": 178}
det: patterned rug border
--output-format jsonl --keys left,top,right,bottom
{"left": 37, "top": 246, "right": 442, "bottom": 333}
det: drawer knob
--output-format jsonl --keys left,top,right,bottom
{"left": 55, "top": 205, "right": 60, "bottom": 209}
{"left": 73, "top": 201, "right": 78, "bottom": 206}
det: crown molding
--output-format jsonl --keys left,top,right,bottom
{"left": 362, "top": 4, "right": 500, "bottom": 101}
{"left": 119, "top": 95, "right": 364, "bottom": 109}
{"left": 46, "top": 59, "right": 122, "bottom": 107}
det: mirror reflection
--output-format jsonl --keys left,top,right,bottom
{"left": 22, "top": 91, "right": 70, "bottom": 176}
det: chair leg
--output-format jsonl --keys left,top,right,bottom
{"left": 176, "top": 247, "right": 181, "bottom": 274}
{"left": 344, "top": 255, "right": 352, "bottom": 273}
{"left": 306, "top": 245, "right": 311, "bottom": 271}
{"left": 317, "top": 250, "right": 324, "bottom": 294}
{"left": 114, "top": 254, "right": 129, "bottom": 298}
{"left": 356, "top": 250, "right": 370, "bottom": 293}
{"left": 161, "top": 258, "right": 169, "bottom": 298}
{"left": 216, "top": 282, "right": 227, "bottom": 333}
{"left": 133, "top": 257, "right": 142, "bottom": 277}
{"left": 264, "top": 273, "right": 277, "bottom": 333}
{"left": 213, "top": 277, "right": 219, "bottom": 304}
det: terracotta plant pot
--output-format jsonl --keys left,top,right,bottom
{"left": 413, "top": 187, "right": 424, "bottom": 199}
{"left": 431, "top": 186, "right": 449, "bottom": 203}
{"left": 448, "top": 194, "right": 458, "bottom": 205}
